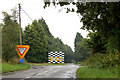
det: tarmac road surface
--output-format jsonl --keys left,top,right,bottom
{"left": 2, "top": 63, "right": 79, "bottom": 79}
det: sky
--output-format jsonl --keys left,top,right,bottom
{"left": 0, "top": 0, "right": 88, "bottom": 51}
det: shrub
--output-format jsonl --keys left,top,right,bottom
{"left": 85, "top": 50, "right": 119, "bottom": 68}
{"left": 8, "top": 57, "right": 20, "bottom": 64}
{"left": 8, "top": 57, "right": 28, "bottom": 64}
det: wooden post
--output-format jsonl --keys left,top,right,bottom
{"left": 18, "top": 3, "right": 22, "bottom": 45}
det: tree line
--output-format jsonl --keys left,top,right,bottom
{"left": 44, "top": 1, "right": 119, "bottom": 67}
{"left": 1, "top": 2, "right": 119, "bottom": 66}
{"left": 1, "top": 10, "right": 74, "bottom": 63}
{"left": 74, "top": 32, "right": 89, "bottom": 62}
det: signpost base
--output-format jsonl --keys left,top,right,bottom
{"left": 20, "top": 59, "right": 24, "bottom": 63}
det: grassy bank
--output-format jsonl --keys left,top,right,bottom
{"left": 1, "top": 63, "right": 30, "bottom": 74}
{"left": 76, "top": 66, "right": 118, "bottom": 78}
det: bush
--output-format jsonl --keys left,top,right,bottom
{"left": 8, "top": 57, "right": 20, "bottom": 64}
{"left": 7, "top": 57, "right": 28, "bottom": 64}
{"left": 85, "top": 50, "right": 119, "bottom": 68}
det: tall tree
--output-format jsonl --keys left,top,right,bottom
{"left": 2, "top": 11, "right": 19, "bottom": 62}
{"left": 23, "top": 20, "right": 48, "bottom": 63}
{"left": 74, "top": 32, "right": 89, "bottom": 62}
{"left": 23, "top": 18, "right": 74, "bottom": 63}
{"left": 0, "top": 24, "right": 2, "bottom": 59}
{"left": 75, "top": 2, "right": 120, "bottom": 53}
{"left": 63, "top": 45, "right": 74, "bottom": 63}
{"left": 38, "top": 18, "right": 74, "bottom": 62}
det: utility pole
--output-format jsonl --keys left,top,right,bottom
{"left": 18, "top": 4, "right": 26, "bottom": 62}
{"left": 18, "top": 3, "right": 22, "bottom": 45}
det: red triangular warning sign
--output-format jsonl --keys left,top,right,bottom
{"left": 16, "top": 45, "right": 30, "bottom": 59}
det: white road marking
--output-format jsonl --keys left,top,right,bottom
{"left": 68, "top": 71, "right": 71, "bottom": 74}
{"left": 67, "top": 71, "right": 71, "bottom": 76}
{"left": 36, "top": 73, "right": 42, "bottom": 76}
{"left": 32, "top": 73, "right": 35, "bottom": 74}
{"left": 49, "top": 68, "right": 54, "bottom": 70}
{"left": 36, "top": 71, "right": 48, "bottom": 76}
{"left": 43, "top": 71, "right": 48, "bottom": 73}
{"left": 49, "top": 69, "right": 52, "bottom": 70}
{"left": 73, "top": 74, "right": 76, "bottom": 78}
{"left": 25, "top": 77, "right": 30, "bottom": 78}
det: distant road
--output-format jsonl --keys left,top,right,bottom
{"left": 2, "top": 64, "right": 79, "bottom": 79}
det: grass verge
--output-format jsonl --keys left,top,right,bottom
{"left": 76, "top": 66, "right": 118, "bottom": 78}
{"left": 1, "top": 63, "right": 30, "bottom": 74}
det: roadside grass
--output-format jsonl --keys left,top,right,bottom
{"left": 0, "top": 63, "right": 2, "bottom": 74}
{"left": 1, "top": 63, "right": 30, "bottom": 74}
{"left": 27, "top": 63, "right": 66, "bottom": 66}
{"left": 76, "top": 66, "right": 118, "bottom": 78}
{"left": 1, "top": 62, "right": 66, "bottom": 74}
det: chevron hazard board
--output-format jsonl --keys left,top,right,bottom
{"left": 48, "top": 51, "right": 64, "bottom": 63}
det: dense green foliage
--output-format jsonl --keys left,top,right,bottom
{"left": 0, "top": 24, "right": 2, "bottom": 59}
{"left": 44, "top": 0, "right": 120, "bottom": 68}
{"left": 85, "top": 50, "right": 119, "bottom": 68}
{"left": 76, "top": 2, "right": 120, "bottom": 54}
{"left": 1, "top": 2, "right": 119, "bottom": 68}
{"left": 1, "top": 10, "right": 74, "bottom": 63}
{"left": 23, "top": 18, "right": 74, "bottom": 63}
{"left": 2, "top": 11, "right": 19, "bottom": 62}
{"left": 74, "top": 32, "right": 89, "bottom": 62}
{"left": 44, "top": 1, "right": 120, "bottom": 52}
{"left": 23, "top": 20, "right": 48, "bottom": 63}
{"left": 75, "top": 2, "right": 120, "bottom": 68}
{"left": 39, "top": 19, "right": 74, "bottom": 63}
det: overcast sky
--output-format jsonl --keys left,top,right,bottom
{"left": 0, "top": 0, "right": 88, "bottom": 51}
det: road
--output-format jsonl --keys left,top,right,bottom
{"left": 2, "top": 64, "right": 79, "bottom": 79}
